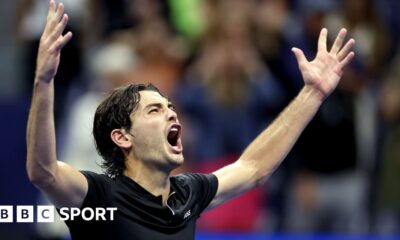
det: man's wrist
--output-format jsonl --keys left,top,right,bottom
{"left": 34, "top": 73, "right": 53, "bottom": 84}
{"left": 33, "top": 76, "right": 54, "bottom": 90}
{"left": 299, "top": 85, "right": 325, "bottom": 106}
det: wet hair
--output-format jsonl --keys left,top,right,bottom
{"left": 93, "top": 83, "right": 162, "bottom": 177}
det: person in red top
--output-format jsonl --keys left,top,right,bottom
{"left": 26, "top": 1, "right": 355, "bottom": 239}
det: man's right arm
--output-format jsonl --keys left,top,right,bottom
{"left": 26, "top": 0, "right": 87, "bottom": 208}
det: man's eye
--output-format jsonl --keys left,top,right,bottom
{"left": 149, "top": 108, "right": 158, "bottom": 113}
{"left": 169, "top": 105, "right": 176, "bottom": 112}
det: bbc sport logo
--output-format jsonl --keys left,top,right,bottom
{"left": 0, "top": 205, "right": 117, "bottom": 223}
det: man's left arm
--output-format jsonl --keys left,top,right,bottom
{"left": 208, "top": 28, "right": 355, "bottom": 209}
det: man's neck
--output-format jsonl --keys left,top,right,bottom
{"left": 123, "top": 161, "right": 172, "bottom": 206}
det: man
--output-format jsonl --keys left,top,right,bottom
{"left": 26, "top": 1, "right": 355, "bottom": 239}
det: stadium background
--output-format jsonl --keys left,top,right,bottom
{"left": 1, "top": 0, "right": 400, "bottom": 239}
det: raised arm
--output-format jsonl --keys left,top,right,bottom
{"left": 209, "top": 28, "right": 355, "bottom": 209}
{"left": 26, "top": 0, "right": 87, "bottom": 208}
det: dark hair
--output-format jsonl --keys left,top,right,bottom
{"left": 93, "top": 83, "right": 161, "bottom": 177}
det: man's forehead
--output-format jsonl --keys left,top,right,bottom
{"left": 138, "top": 90, "right": 169, "bottom": 106}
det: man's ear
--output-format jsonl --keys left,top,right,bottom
{"left": 110, "top": 129, "right": 132, "bottom": 149}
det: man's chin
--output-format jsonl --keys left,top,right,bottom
{"left": 167, "top": 154, "right": 184, "bottom": 168}
{"left": 169, "top": 156, "right": 186, "bottom": 175}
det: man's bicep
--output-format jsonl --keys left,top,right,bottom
{"left": 207, "top": 159, "right": 258, "bottom": 210}
{"left": 37, "top": 161, "right": 88, "bottom": 208}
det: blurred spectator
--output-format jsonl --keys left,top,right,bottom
{"left": 253, "top": 0, "right": 290, "bottom": 62}
{"left": 130, "top": 20, "right": 188, "bottom": 96}
{"left": 286, "top": 90, "right": 368, "bottom": 232}
{"left": 326, "top": 0, "right": 392, "bottom": 226}
{"left": 375, "top": 0, "right": 400, "bottom": 61}
{"left": 85, "top": 0, "right": 171, "bottom": 48}
{"left": 178, "top": 0, "right": 286, "bottom": 162}
{"left": 375, "top": 51, "right": 400, "bottom": 234}
{"left": 86, "top": 0, "right": 187, "bottom": 97}
{"left": 252, "top": 0, "right": 297, "bottom": 98}
{"left": 251, "top": 0, "right": 297, "bottom": 231}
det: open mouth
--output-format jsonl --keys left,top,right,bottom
{"left": 167, "top": 124, "right": 183, "bottom": 153}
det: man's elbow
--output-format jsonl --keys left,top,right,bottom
{"left": 252, "top": 162, "right": 275, "bottom": 187}
{"left": 237, "top": 158, "right": 269, "bottom": 188}
{"left": 26, "top": 159, "right": 56, "bottom": 188}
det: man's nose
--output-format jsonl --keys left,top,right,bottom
{"left": 167, "top": 108, "right": 178, "bottom": 122}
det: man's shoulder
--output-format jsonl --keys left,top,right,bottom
{"left": 81, "top": 170, "right": 110, "bottom": 180}
{"left": 171, "top": 172, "right": 200, "bottom": 184}
{"left": 171, "top": 172, "right": 218, "bottom": 189}
{"left": 170, "top": 172, "right": 219, "bottom": 216}
{"left": 80, "top": 170, "right": 116, "bottom": 188}
{"left": 78, "top": 171, "right": 118, "bottom": 208}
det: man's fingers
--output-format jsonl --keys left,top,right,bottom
{"left": 47, "top": 0, "right": 56, "bottom": 16}
{"left": 51, "top": 14, "right": 69, "bottom": 40}
{"left": 54, "top": 31, "right": 73, "bottom": 51}
{"left": 318, "top": 28, "right": 328, "bottom": 52}
{"left": 292, "top": 47, "right": 308, "bottom": 70}
{"left": 339, "top": 51, "right": 355, "bottom": 68}
{"left": 330, "top": 28, "right": 347, "bottom": 54}
{"left": 48, "top": 3, "right": 64, "bottom": 30}
{"left": 43, "top": 1, "right": 67, "bottom": 42}
{"left": 45, "top": 2, "right": 64, "bottom": 33}
{"left": 337, "top": 38, "right": 355, "bottom": 61}
{"left": 43, "top": 0, "right": 56, "bottom": 37}
{"left": 54, "top": 2, "right": 65, "bottom": 23}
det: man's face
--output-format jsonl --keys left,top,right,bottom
{"left": 128, "top": 91, "right": 184, "bottom": 170}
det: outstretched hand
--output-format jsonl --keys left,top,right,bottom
{"left": 35, "top": 0, "right": 72, "bottom": 83}
{"left": 292, "top": 28, "right": 355, "bottom": 100}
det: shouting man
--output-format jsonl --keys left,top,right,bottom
{"left": 26, "top": 1, "right": 355, "bottom": 239}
